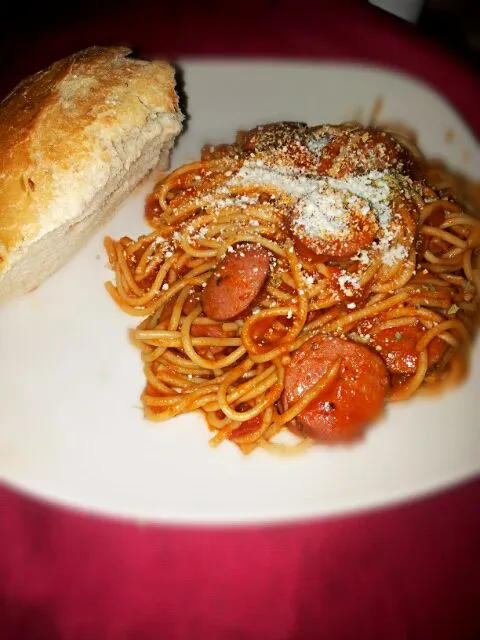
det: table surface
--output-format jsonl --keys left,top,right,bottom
{"left": 1, "top": 2, "right": 479, "bottom": 638}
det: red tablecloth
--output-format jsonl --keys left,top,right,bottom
{"left": 1, "top": 2, "right": 479, "bottom": 638}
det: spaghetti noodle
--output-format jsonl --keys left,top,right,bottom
{"left": 105, "top": 121, "right": 480, "bottom": 454}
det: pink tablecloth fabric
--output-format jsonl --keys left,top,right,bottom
{"left": 1, "top": 2, "right": 479, "bottom": 638}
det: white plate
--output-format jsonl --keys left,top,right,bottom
{"left": 1, "top": 61, "right": 479, "bottom": 525}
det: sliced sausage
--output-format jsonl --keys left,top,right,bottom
{"left": 202, "top": 243, "right": 270, "bottom": 321}
{"left": 283, "top": 335, "right": 390, "bottom": 443}
{"left": 290, "top": 184, "right": 379, "bottom": 259}
{"left": 370, "top": 323, "right": 447, "bottom": 375}
{"left": 318, "top": 128, "right": 416, "bottom": 178}
{"left": 292, "top": 213, "right": 378, "bottom": 260}
{"left": 240, "top": 122, "right": 322, "bottom": 172}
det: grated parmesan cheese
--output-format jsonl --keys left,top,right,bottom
{"left": 295, "top": 186, "right": 372, "bottom": 240}
{"left": 228, "top": 162, "right": 413, "bottom": 267}
{"left": 328, "top": 171, "right": 391, "bottom": 228}
{"left": 307, "top": 135, "right": 331, "bottom": 155}
{"left": 352, "top": 249, "right": 371, "bottom": 265}
{"left": 379, "top": 240, "right": 408, "bottom": 266}
{"left": 337, "top": 273, "right": 361, "bottom": 297}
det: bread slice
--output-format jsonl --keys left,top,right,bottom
{"left": 0, "top": 46, "right": 184, "bottom": 302}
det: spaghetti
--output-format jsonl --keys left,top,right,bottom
{"left": 105, "top": 121, "right": 480, "bottom": 454}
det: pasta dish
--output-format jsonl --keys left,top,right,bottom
{"left": 105, "top": 121, "right": 480, "bottom": 454}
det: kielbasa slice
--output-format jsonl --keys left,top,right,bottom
{"left": 202, "top": 243, "right": 270, "bottom": 321}
{"left": 283, "top": 335, "right": 390, "bottom": 443}
{"left": 370, "top": 324, "right": 447, "bottom": 375}
{"left": 290, "top": 183, "right": 379, "bottom": 259}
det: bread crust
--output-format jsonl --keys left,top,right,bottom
{"left": 0, "top": 46, "right": 183, "bottom": 292}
